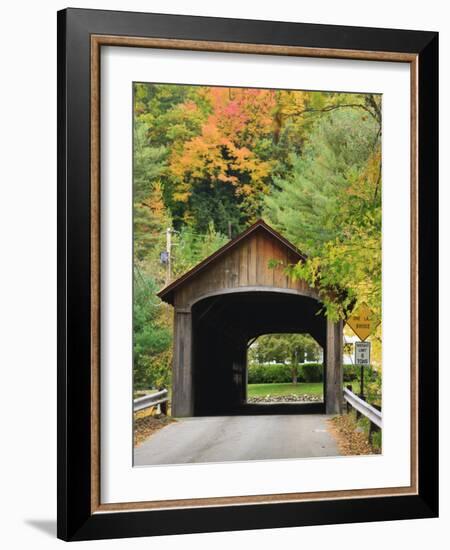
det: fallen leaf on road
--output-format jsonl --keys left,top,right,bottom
{"left": 134, "top": 412, "right": 175, "bottom": 447}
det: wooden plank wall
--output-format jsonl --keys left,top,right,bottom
{"left": 174, "top": 229, "right": 314, "bottom": 308}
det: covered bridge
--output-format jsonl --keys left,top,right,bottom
{"left": 158, "top": 219, "right": 343, "bottom": 417}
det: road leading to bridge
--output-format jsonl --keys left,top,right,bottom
{"left": 134, "top": 414, "right": 340, "bottom": 466}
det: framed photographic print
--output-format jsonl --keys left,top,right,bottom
{"left": 57, "top": 8, "right": 438, "bottom": 541}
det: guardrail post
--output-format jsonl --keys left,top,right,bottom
{"left": 368, "top": 403, "right": 381, "bottom": 444}
{"left": 368, "top": 421, "right": 374, "bottom": 443}
{"left": 160, "top": 399, "right": 168, "bottom": 416}
{"left": 343, "top": 388, "right": 382, "bottom": 431}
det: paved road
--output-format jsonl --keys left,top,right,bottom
{"left": 134, "top": 414, "right": 340, "bottom": 466}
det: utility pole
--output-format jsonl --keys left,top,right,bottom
{"left": 228, "top": 221, "right": 232, "bottom": 240}
{"left": 166, "top": 227, "right": 172, "bottom": 284}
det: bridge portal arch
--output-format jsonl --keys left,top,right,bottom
{"left": 158, "top": 220, "right": 343, "bottom": 417}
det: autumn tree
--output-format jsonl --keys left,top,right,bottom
{"left": 132, "top": 83, "right": 383, "bottom": 392}
{"left": 265, "top": 106, "right": 381, "bottom": 321}
{"left": 168, "top": 87, "right": 275, "bottom": 233}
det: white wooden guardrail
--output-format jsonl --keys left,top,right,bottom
{"left": 133, "top": 389, "right": 168, "bottom": 413}
{"left": 343, "top": 387, "right": 382, "bottom": 429}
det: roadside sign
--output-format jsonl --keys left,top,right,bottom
{"left": 346, "top": 303, "right": 379, "bottom": 341}
{"left": 355, "top": 342, "right": 371, "bottom": 366}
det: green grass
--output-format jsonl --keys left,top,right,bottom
{"left": 344, "top": 381, "right": 381, "bottom": 407}
{"left": 247, "top": 382, "right": 323, "bottom": 397}
{"left": 349, "top": 409, "right": 382, "bottom": 452}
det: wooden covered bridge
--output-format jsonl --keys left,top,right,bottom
{"left": 158, "top": 220, "right": 343, "bottom": 417}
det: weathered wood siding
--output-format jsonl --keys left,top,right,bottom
{"left": 173, "top": 229, "right": 316, "bottom": 308}
{"left": 326, "top": 319, "right": 344, "bottom": 414}
{"left": 167, "top": 222, "right": 343, "bottom": 418}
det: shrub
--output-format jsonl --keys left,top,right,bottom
{"left": 247, "top": 363, "right": 291, "bottom": 384}
{"left": 247, "top": 363, "right": 324, "bottom": 384}
{"left": 343, "top": 365, "right": 381, "bottom": 384}
{"left": 247, "top": 363, "right": 381, "bottom": 395}
{"left": 343, "top": 364, "right": 360, "bottom": 382}
{"left": 300, "top": 363, "right": 323, "bottom": 382}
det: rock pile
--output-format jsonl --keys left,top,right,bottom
{"left": 247, "top": 394, "right": 323, "bottom": 404}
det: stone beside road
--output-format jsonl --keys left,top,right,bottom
{"left": 247, "top": 394, "right": 323, "bottom": 404}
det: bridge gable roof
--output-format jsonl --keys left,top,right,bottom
{"left": 157, "top": 219, "right": 307, "bottom": 306}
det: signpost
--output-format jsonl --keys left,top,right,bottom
{"left": 355, "top": 341, "right": 371, "bottom": 399}
{"left": 346, "top": 304, "right": 378, "bottom": 401}
{"left": 355, "top": 342, "right": 371, "bottom": 366}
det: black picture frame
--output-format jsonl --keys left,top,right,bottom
{"left": 57, "top": 7, "right": 438, "bottom": 541}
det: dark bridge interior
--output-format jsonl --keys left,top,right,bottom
{"left": 191, "top": 291, "right": 327, "bottom": 416}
